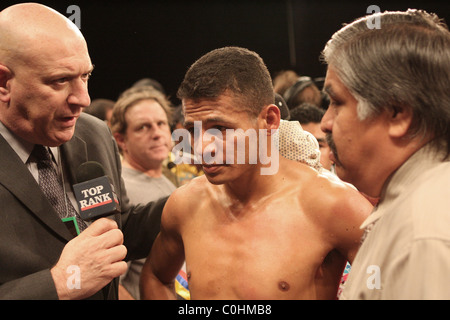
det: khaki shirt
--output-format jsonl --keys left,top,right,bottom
{"left": 340, "top": 143, "right": 450, "bottom": 300}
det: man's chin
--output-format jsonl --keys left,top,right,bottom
{"left": 46, "top": 129, "right": 76, "bottom": 147}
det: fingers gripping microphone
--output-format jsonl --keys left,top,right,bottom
{"left": 73, "top": 161, "right": 120, "bottom": 221}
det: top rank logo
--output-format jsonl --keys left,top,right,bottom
{"left": 79, "top": 185, "right": 113, "bottom": 211}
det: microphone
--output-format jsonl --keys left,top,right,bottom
{"left": 167, "top": 161, "right": 176, "bottom": 170}
{"left": 73, "top": 161, "right": 120, "bottom": 221}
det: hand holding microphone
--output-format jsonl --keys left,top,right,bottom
{"left": 51, "top": 218, "right": 127, "bottom": 299}
{"left": 51, "top": 162, "right": 126, "bottom": 299}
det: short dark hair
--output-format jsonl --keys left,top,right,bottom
{"left": 84, "top": 99, "right": 115, "bottom": 121}
{"left": 177, "top": 46, "right": 274, "bottom": 117}
{"left": 289, "top": 103, "right": 325, "bottom": 125}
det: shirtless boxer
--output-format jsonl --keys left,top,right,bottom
{"left": 140, "top": 47, "right": 373, "bottom": 300}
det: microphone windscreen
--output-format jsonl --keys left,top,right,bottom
{"left": 76, "top": 161, "right": 106, "bottom": 183}
{"left": 73, "top": 161, "right": 120, "bottom": 221}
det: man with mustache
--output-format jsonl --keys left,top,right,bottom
{"left": 320, "top": 9, "right": 450, "bottom": 299}
{"left": 140, "top": 46, "right": 373, "bottom": 300}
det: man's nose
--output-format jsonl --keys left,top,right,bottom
{"left": 320, "top": 107, "right": 333, "bottom": 133}
{"left": 193, "top": 129, "right": 221, "bottom": 161}
{"left": 67, "top": 79, "right": 91, "bottom": 108}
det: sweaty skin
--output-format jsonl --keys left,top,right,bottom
{"left": 140, "top": 94, "right": 372, "bottom": 299}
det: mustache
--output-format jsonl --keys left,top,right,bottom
{"left": 326, "top": 133, "right": 341, "bottom": 165}
{"left": 326, "top": 133, "right": 336, "bottom": 153}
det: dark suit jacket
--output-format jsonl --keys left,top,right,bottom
{"left": 0, "top": 113, "right": 165, "bottom": 299}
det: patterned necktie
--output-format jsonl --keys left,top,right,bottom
{"left": 32, "top": 144, "right": 86, "bottom": 234}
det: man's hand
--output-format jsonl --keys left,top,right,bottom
{"left": 51, "top": 218, "right": 127, "bottom": 300}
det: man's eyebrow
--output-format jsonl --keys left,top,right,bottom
{"left": 183, "top": 118, "right": 231, "bottom": 128}
{"left": 46, "top": 64, "right": 95, "bottom": 79}
{"left": 183, "top": 120, "right": 196, "bottom": 128}
{"left": 323, "top": 84, "right": 334, "bottom": 97}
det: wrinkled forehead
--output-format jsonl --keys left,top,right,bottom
{"left": 182, "top": 95, "right": 257, "bottom": 130}
{"left": 182, "top": 90, "right": 256, "bottom": 115}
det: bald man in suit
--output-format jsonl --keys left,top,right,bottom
{"left": 0, "top": 3, "right": 164, "bottom": 299}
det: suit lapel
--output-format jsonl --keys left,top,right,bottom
{"left": 60, "top": 133, "right": 88, "bottom": 186}
{"left": 0, "top": 135, "right": 74, "bottom": 241}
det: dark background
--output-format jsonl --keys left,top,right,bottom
{"left": 2, "top": 0, "right": 449, "bottom": 105}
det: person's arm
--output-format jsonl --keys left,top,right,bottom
{"left": 333, "top": 189, "right": 372, "bottom": 264}
{"left": 121, "top": 197, "right": 167, "bottom": 261}
{"left": 104, "top": 122, "right": 167, "bottom": 262}
{"left": 316, "top": 177, "right": 373, "bottom": 264}
{"left": 140, "top": 193, "right": 186, "bottom": 300}
{"left": 0, "top": 269, "right": 59, "bottom": 300}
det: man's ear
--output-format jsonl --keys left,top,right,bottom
{"left": 388, "top": 104, "right": 413, "bottom": 138}
{"left": 0, "top": 64, "right": 12, "bottom": 103}
{"left": 113, "top": 132, "right": 127, "bottom": 154}
{"left": 259, "top": 104, "right": 281, "bottom": 133}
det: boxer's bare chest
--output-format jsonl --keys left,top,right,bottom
{"left": 181, "top": 189, "right": 336, "bottom": 299}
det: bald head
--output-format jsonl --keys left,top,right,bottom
{"left": 0, "top": 3, "right": 93, "bottom": 146}
{"left": 0, "top": 3, "right": 86, "bottom": 67}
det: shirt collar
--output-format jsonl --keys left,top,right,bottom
{"left": 0, "top": 120, "right": 59, "bottom": 164}
{"left": 0, "top": 120, "right": 34, "bottom": 164}
{"left": 361, "top": 142, "right": 447, "bottom": 229}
